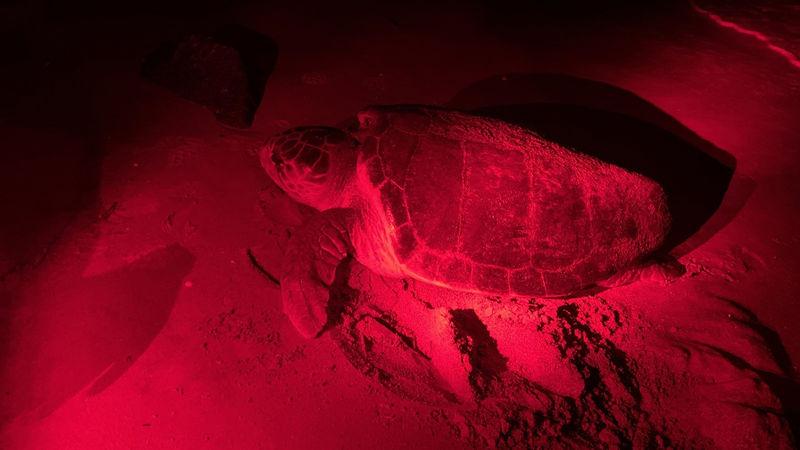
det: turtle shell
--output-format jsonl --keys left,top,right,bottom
{"left": 355, "top": 106, "right": 670, "bottom": 297}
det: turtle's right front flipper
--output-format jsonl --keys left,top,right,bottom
{"left": 282, "top": 208, "right": 355, "bottom": 338}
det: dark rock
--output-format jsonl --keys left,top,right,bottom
{"left": 142, "top": 24, "right": 277, "bottom": 128}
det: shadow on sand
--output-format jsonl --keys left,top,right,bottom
{"left": 1, "top": 244, "right": 194, "bottom": 426}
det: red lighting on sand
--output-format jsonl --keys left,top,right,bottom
{"left": 2, "top": 1, "right": 798, "bottom": 448}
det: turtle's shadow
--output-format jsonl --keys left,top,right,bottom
{"left": 448, "top": 73, "right": 753, "bottom": 256}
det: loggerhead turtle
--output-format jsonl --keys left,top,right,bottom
{"left": 260, "top": 105, "right": 678, "bottom": 338}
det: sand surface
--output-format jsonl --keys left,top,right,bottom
{"left": 1, "top": 1, "right": 798, "bottom": 448}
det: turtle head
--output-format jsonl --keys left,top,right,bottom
{"left": 260, "top": 126, "right": 357, "bottom": 210}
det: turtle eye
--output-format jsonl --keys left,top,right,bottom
{"left": 270, "top": 150, "right": 284, "bottom": 166}
{"left": 296, "top": 146, "right": 322, "bottom": 167}
{"left": 312, "top": 153, "right": 330, "bottom": 174}
{"left": 357, "top": 110, "right": 379, "bottom": 129}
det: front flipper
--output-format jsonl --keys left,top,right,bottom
{"left": 282, "top": 208, "right": 355, "bottom": 338}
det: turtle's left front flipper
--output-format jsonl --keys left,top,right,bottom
{"left": 282, "top": 208, "right": 355, "bottom": 338}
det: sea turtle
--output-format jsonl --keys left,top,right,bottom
{"left": 260, "top": 105, "right": 678, "bottom": 338}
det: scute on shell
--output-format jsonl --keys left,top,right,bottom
{"left": 355, "top": 106, "right": 670, "bottom": 297}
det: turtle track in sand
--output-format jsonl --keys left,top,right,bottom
{"left": 320, "top": 261, "right": 793, "bottom": 449}
{"left": 326, "top": 264, "right": 677, "bottom": 448}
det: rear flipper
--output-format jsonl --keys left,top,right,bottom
{"left": 598, "top": 256, "right": 686, "bottom": 288}
{"left": 282, "top": 208, "right": 355, "bottom": 338}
